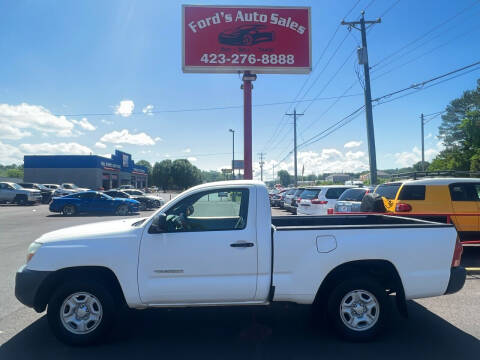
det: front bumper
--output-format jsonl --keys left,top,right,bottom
{"left": 445, "top": 266, "right": 466, "bottom": 295}
{"left": 15, "top": 265, "right": 51, "bottom": 310}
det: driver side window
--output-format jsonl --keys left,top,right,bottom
{"left": 164, "top": 188, "right": 249, "bottom": 232}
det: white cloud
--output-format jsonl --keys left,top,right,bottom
{"left": 344, "top": 140, "right": 363, "bottom": 149}
{"left": 253, "top": 148, "right": 369, "bottom": 180}
{"left": 115, "top": 100, "right": 135, "bottom": 117}
{"left": 142, "top": 104, "right": 154, "bottom": 115}
{"left": 19, "top": 142, "right": 92, "bottom": 155}
{"left": 187, "top": 157, "right": 197, "bottom": 162}
{"left": 393, "top": 143, "right": 443, "bottom": 168}
{"left": 0, "top": 141, "right": 23, "bottom": 164}
{"left": 0, "top": 124, "right": 31, "bottom": 140}
{"left": 0, "top": 103, "right": 76, "bottom": 139}
{"left": 101, "top": 119, "right": 113, "bottom": 125}
{"left": 183, "top": 148, "right": 191, "bottom": 153}
{"left": 72, "top": 117, "right": 96, "bottom": 131}
{"left": 100, "top": 153, "right": 112, "bottom": 159}
{"left": 114, "top": 144, "right": 123, "bottom": 149}
{"left": 154, "top": 136, "right": 162, "bottom": 142}
{"left": 100, "top": 129, "right": 155, "bottom": 146}
{"left": 95, "top": 142, "right": 107, "bottom": 149}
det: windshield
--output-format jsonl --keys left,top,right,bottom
{"left": 36, "top": 184, "right": 49, "bottom": 190}
{"left": 63, "top": 184, "right": 78, "bottom": 189}
{"left": 11, "top": 183, "right": 23, "bottom": 190}
{"left": 338, "top": 188, "right": 367, "bottom": 202}
{"left": 374, "top": 183, "right": 402, "bottom": 199}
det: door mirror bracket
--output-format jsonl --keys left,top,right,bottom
{"left": 149, "top": 213, "right": 167, "bottom": 233}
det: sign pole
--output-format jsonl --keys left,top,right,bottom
{"left": 243, "top": 72, "right": 254, "bottom": 180}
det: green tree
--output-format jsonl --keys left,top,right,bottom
{"left": 135, "top": 160, "right": 153, "bottom": 185}
{"left": 153, "top": 160, "right": 173, "bottom": 191}
{"left": 171, "top": 159, "right": 202, "bottom": 190}
{"left": 412, "top": 161, "right": 430, "bottom": 172}
{"left": 277, "top": 170, "right": 291, "bottom": 187}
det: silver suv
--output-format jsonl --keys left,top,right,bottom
{"left": 0, "top": 182, "right": 42, "bottom": 205}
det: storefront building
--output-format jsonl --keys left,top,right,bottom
{"left": 24, "top": 150, "right": 148, "bottom": 190}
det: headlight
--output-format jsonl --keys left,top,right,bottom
{"left": 26, "top": 242, "right": 42, "bottom": 263}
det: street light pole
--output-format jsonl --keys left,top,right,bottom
{"left": 229, "top": 129, "right": 235, "bottom": 180}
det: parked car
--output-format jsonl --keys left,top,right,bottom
{"left": 374, "top": 178, "right": 480, "bottom": 242}
{"left": 43, "top": 184, "right": 60, "bottom": 191}
{"left": 334, "top": 187, "right": 374, "bottom": 214}
{"left": 49, "top": 191, "right": 139, "bottom": 216}
{"left": 284, "top": 188, "right": 305, "bottom": 214}
{"left": 104, "top": 190, "right": 161, "bottom": 211}
{"left": 16, "top": 180, "right": 465, "bottom": 345}
{"left": 119, "top": 185, "right": 134, "bottom": 190}
{"left": 270, "top": 188, "right": 289, "bottom": 207}
{"left": 297, "top": 186, "right": 354, "bottom": 216}
{"left": 18, "top": 182, "right": 54, "bottom": 204}
{"left": 280, "top": 188, "right": 296, "bottom": 209}
{"left": 53, "top": 183, "right": 90, "bottom": 197}
{"left": 0, "top": 182, "right": 42, "bottom": 205}
{"left": 122, "top": 189, "right": 165, "bottom": 207}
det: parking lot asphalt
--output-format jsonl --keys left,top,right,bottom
{"left": 0, "top": 203, "right": 479, "bottom": 358}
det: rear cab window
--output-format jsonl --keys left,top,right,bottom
{"left": 398, "top": 185, "right": 426, "bottom": 200}
{"left": 300, "top": 189, "right": 320, "bottom": 199}
{"left": 449, "top": 183, "right": 480, "bottom": 201}
{"left": 374, "top": 183, "right": 402, "bottom": 199}
{"left": 338, "top": 188, "right": 366, "bottom": 202}
{"left": 325, "top": 187, "right": 349, "bottom": 199}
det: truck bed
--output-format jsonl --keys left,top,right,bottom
{"left": 271, "top": 214, "right": 455, "bottom": 230}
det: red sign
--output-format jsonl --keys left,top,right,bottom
{"left": 182, "top": 5, "right": 311, "bottom": 74}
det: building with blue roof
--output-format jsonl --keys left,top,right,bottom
{"left": 24, "top": 150, "right": 148, "bottom": 190}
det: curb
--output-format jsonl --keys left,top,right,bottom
{"left": 466, "top": 267, "right": 480, "bottom": 275}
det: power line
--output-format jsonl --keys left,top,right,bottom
{"left": 372, "top": 60, "right": 480, "bottom": 103}
{"left": 370, "top": 0, "right": 480, "bottom": 69}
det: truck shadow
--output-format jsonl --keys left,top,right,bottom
{"left": 1, "top": 301, "right": 478, "bottom": 359}
{"left": 462, "top": 245, "right": 480, "bottom": 268}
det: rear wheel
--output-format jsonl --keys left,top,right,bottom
{"left": 47, "top": 280, "right": 116, "bottom": 346}
{"left": 115, "top": 204, "right": 129, "bottom": 216}
{"left": 14, "top": 195, "right": 28, "bottom": 206}
{"left": 327, "top": 276, "right": 390, "bottom": 341}
{"left": 62, "top": 204, "right": 76, "bottom": 216}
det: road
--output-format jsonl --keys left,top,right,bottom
{"left": 0, "top": 203, "right": 479, "bottom": 359}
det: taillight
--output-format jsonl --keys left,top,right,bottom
{"left": 452, "top": 235, "right": 463, "bottom": 267}
{"left": 296, "top": 197, "right": 302, "bottom": 202}
{"left": 395, "top": 203, "right": 412, "bottom": 212}
{"left": 327, "top": 208, "right": 334, "bottom": 215}
{"left": 311, "top": 199, "right": 328, "bottom": 205}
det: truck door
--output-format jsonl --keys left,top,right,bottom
{"left": 0, "top": 183, "right": 16, "bottom": 202}
{"left": 138, "top": 187, "right": 258, "bottom": 304}
{"left": 449, "top": 183, "right": 479, "bottom": 234}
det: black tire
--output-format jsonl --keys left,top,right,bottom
{"left": 47, "top": 280, "right": 116, "bottom": 346}
{"left": 14, "top": 195, "right": 28, "bottom": 206}
{"left": 115, "top": 204, "right": 129, "bottom": 216}
{"left": 62, "top": 204, "right": 76, "bottom": 216}
{"left": 327, "top": 276, "right": 390, "bottom": 342}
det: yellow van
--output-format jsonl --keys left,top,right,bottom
{"left": 374, "top": 178, "right": 480, "bottom": 241}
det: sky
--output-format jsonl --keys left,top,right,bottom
{"left": 1, "top": 0, "right": 480, "bottom": 180}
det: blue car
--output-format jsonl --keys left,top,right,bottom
{"left": 49, "top": 191, "right": 139, "bottom": 216}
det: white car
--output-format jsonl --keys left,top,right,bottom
{"left": 54, "top": 183, "right": 89, "bottom": 197}
{"left": 297, "top": 186, "right": 354, "bottom": 215}
{"left": 0, "top": 182, "right": 42, "bottom": 205}
{"left": 15, "top": 180, "right": 465, "bottom": 345}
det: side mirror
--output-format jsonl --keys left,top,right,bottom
{"left": 150, "top": 213, "right": 167, "bottom": 233}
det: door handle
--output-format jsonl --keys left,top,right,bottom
{"left": 230, "top": 242, "right": 254, "bottom": 248}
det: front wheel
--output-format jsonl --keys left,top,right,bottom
{"left": 62, "top": 204, "right": 76, "bottom": 216}
{"left": 47, "top": 280, "right": 116, "bottom": 345}
{"left": 327, "top": 276, "right": 390, "bottom": 341}
{"left": 115, "top": 204, "right": 129, "bottom": 216}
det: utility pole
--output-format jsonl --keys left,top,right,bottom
{"left": 421, "top": 113, "right": 425, "bottom": 171}
{"left": 342, "top": 11, "right": 381, "bottom": 185}
{"left": 285, "top": 108, "right": 304, "bottom": 186}
{"left": 258, "top": 152, "right": 266, "bottom": 181}
{"left": 229, "top": 129, "right": 235, "bottom": 180}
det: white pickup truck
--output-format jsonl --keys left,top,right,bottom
{"left": 15, "top": 180, "right": 466, "bottom": 345}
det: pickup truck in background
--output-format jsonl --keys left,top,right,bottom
{"left": 15, "top": 180, "right": 466, "bottom": 345}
